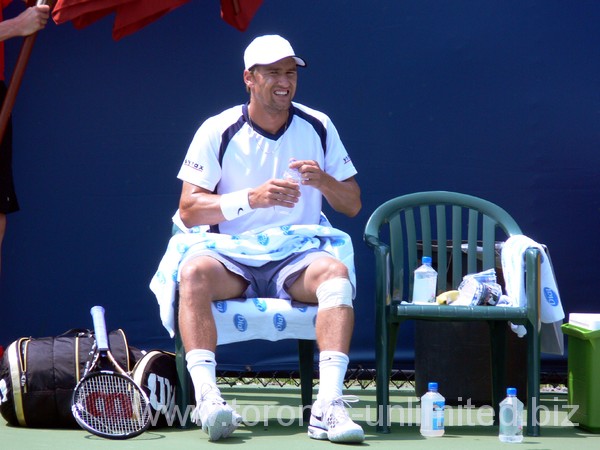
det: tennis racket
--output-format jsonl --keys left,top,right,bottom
{"left": 71, "top": 306, "right": 151, "bottom": 439}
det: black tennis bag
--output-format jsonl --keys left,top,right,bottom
{"left": 0, "top": 329, "right": 141, "bottom": 428}
{"left": 131, "top": 350, "right": 178, "bottom": 428}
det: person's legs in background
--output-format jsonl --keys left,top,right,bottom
{"left": 0, "top": 103, "right": 17, "bottom": 277}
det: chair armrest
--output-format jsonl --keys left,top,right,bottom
{"left": 364, "top": 234, "right": 393, "bottom": 307}
{"left": 393, "top": 303, "right": 529, "bottom": 320}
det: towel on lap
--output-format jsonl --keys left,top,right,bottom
{"left": 149, "top": 214, "right": 355, "bottom": 338}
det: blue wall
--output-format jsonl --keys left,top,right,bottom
{"left": 1, "top": 1, "right": 598, "bottom": 370}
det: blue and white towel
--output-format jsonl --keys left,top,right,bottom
{"left": 501, "top": 235, "right": 564, "bottom": 322}
{"left": 204, "top": 297, "right": 318, "bottom": 345}
{"left": 501, "top": 235, "right": 565, "bottom": 354}
{"left": 149, "top": 214, "right": 356, "bottom": 338}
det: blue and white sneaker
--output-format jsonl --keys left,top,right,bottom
{"left": 308, "top": 395, "right": 364, "bottom": 443}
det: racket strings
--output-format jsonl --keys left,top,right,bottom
{"left": 73, "top": 373, "right": 150, "bottom": 436}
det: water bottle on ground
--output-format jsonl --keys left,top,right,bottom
{"left": 412, "top": 256, "right": 438, "bottom": 304}
{"left": 277, "top": 158, "right": 301, "bottom": 215}
{"left": 420, "top": 382, "right": 445, "bottom": 437}
{"left": 499, "top": 387, "right": 524, "bottom": 443}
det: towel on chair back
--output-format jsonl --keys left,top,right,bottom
{"left": 501, "top": 235, "right": 565, "bottom": 354}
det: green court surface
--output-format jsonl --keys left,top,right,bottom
{"left": 2, "top": 386, "right": 599, "bottom": 450}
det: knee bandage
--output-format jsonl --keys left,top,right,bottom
{"left": 316, "top": 277, "right": 353, "bottom": 310}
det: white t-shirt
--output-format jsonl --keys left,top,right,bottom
{"left": 177, "top": 102, "right": 358, "bottom": 235}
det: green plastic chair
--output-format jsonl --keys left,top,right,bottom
{"left": 364, "top": 191, "right": 542, "bottom": 436}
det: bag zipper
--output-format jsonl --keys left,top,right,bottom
{"left": 19, "top": 339, "right": 29, "bottom": 394}
{"left": 7, "top": 338, "right": 29, "bottom": 426}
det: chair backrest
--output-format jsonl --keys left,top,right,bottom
{"left": 364, "top": 191, "right": 523, "bottom": 302}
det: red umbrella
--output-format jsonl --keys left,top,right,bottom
{"left": 51, "top": 0, "right": 124, "bottom": 30}
{"left": 52, "top": 0, "right": 192, "bottom": 41}
{"left": 113, "top": 0, "right": 191, "bottom": 40}
{"left": 52, "top": 0, "right": 264, "bottom": 40}
{"left": 220, "top": 0, "right": 263, "bottom": 32}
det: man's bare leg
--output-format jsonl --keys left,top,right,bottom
{"left": 177, "top": 255, "right": 247, "bottom": 440}
{"left": 178, "top": 255, "right": 247, "bottom": 350}
{"left": 287, "top": 256, "right": 354, "bottom": 352}
{"left": 288, "top": 256, "right": 364, "bottom": 443}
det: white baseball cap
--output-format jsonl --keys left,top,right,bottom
{"left": 244, "top": 35, "right": 307, "bottom": 70}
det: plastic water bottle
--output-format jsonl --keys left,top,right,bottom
{"left": 282, "top": 160, "right": 301, "bottom": 183}
{"left": 277, "top": 158, "right": 301, "bottom": 215}
{"left": 420, "top": 382, "right": 445, "bottom": 437}
{"left": 499, "top": 387, "right": 524, "bottom": 443}
{"left": 412, "top": 256, "right": 438, "bottom": 304}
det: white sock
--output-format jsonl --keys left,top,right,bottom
{"left": 316, "top": 350, "right": 349, "bottom": 405}
{"left": 186, "top": 349, "right": 221, "bottom": 403}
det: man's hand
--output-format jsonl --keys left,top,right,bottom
{"left": 249, "top": 178, "right": 301, "bottom": 209}
{"left": 290, "top": 159, "right": 327, "bottom": 188}
{"left": 290, "top": 159, "right": 362, "bottom": 217}
{"left": 14, "top": 5, "right": 50, "bottom": 37}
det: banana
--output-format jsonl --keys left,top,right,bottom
{"left": 436, "top": 290, "right": 460, "bottom": 304}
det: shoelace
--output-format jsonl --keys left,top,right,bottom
{"left": 324, "top": 395, "right": 360, "bottom": 425}
{"left": 199, "top": 383, "right": 225, "bottom": 403}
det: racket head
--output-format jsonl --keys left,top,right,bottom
{"left": 71, "top": 370, "right": 151, "bottom": 439}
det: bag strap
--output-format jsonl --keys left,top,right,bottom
{"left": 110, "top": 328, "right": 132, "bottom": 371}
{"left": 132, "top": 350, "right": 175, "bottom": 381}
{"left": 58, "top": 328, "right": 92, "bottom": 338}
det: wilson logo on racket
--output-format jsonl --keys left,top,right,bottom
{"left": 84, "top": 392, "right": 134, "bottom": 418}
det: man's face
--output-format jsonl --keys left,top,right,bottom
{"left": 246, "top": 57, "right": 298, "bottom": 114}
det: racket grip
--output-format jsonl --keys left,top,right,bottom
{"left": 90, "top": 306, "right": 109, "bottom": 350}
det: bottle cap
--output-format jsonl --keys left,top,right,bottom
{"left": 507, "top": 387, "right": 517, "bottom": 396}
{"left": 422, "top": 256, "right": 432, "bottom": 265}
{"left": 428, "top": 382, "right": 438, "bottom": 391}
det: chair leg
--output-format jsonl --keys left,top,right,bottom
{"left": 298, "top": 339, "right": 315, "bottom": 423}
{"left": 175, "top": 332, "right": 193, "bottom": 429}
{"left": 525, "top": 248, "right": 542, "bottom": 437}
{"left": 375, "top": 323, "right": 387, "bottom": 432}
{"left": 526, "top": 321, "right": 541, "bottom": 437}
{"left": 376, "top": 321, "right": 399, "bottom": 433}
{"left": 489, "top": 321, "right": 508, "bottom": 426}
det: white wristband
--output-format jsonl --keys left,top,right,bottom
{"left": 220, "top": 189, "right": 252, "bottom": 221}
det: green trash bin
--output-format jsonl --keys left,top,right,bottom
{"left": 562, "top": 322, "right": 600, "bottom": 433}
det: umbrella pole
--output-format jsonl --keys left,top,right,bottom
{"left": 0, "top": 0, "right": 54, "bottom": 146}
{"left": 0, "top": 34, "right": 38, "bottom": 144}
